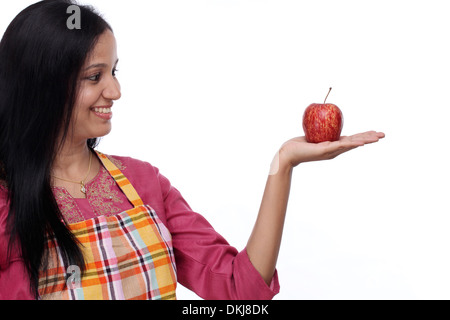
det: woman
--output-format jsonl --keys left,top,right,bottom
{"left": 0, "top": 0, "right": 384, "bottom": 300}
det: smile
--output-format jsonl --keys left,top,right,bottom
{"left": 91, "top": 106, "right": 113, "bottom": 120}
{"left": 93, "top": 107, "right": 112, "bottom": 114}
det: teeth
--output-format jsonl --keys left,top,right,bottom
{"left": 94, "top": 107, "right": 111, "bottom": 114}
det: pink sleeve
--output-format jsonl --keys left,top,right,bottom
{"left": 155, "top": 169, "right": 280, "bottom": 300}
{"left": 0, "top": 187, "right": 34, "bottom": 300}
{"left": 0, "top": 260, "right": 34, "bottom": 300}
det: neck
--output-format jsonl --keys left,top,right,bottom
{"left": 52, "top": 139, "right": 92, "bottom": 180}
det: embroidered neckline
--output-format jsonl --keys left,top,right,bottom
{"left": 51, "top": 163, "right": 102, "bottom": 198}
{"left": 53, "top": 155, "right": 129, "bottom": 224}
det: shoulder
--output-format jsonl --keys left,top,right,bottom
{"left": 98, "top": 152, "right": 169, "bottom": 193}
{"left": 102, "top": 153, "right": 161, "bottom": 177}
{"left": 98, "top": 153, "right": 175, "bottom": 219}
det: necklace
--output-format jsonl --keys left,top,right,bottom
{"left": 52, "top": 151, "right": 93, "bottom": 195}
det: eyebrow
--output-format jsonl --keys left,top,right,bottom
{"left": 84, "top": 59, "right": 119, "bottom": 71}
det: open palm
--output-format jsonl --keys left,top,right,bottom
{"left": 279, "top": 131, "right": 385, "bottom": 168}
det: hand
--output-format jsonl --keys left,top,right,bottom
{"left": 277, "top": 131, "right": 385, "bottom": 170}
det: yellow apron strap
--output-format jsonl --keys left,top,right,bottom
{"left": 95, "top": 150, "right": 144, "bottom": 207}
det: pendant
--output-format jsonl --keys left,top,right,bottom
{"left": 80, "top": 181, "right": 86, "bottom": 194}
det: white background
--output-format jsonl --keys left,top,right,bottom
{"left": 2, "top": 0, "right": 450, "bottom": 300}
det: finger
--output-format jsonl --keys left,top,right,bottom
{"left": 322, "top": 139, "right": 360, "bottom": 156}
{"left": 348, "top": 131, "right": 385, "bottom": 144}
{"left": 336, "top": 137, "right": 365, "bottom": 149}
{"left": 362, "top": 131, "right": 385, "bottom": 140}
{"left": 376, "top": 131, "right": 386, "bottom": 139}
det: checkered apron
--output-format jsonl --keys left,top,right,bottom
{"left": 38, "top": 151, "right": 177, "bottom": 300}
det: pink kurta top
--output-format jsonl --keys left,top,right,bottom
{"left": 0, "top": 154, "right": 279, "bottom": 300}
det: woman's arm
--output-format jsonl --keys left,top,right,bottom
{"left": 246, "top": 131, "right": 385, "bottom": 284}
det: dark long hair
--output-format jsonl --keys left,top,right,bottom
{"left": 0, "top": 0, "right": 112, "bottom": 298}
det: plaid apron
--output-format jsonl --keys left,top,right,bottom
{"left": 38, "top": 151, "right": 177, "bottom": 300}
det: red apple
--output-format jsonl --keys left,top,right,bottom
{"left": 302, "top": 88, "right": 344, "bottom": 143}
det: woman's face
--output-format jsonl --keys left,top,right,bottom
{"left": 71, "top": 30, "right": 121, "bottom": 142}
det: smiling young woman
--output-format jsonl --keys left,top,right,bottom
{"left": 0, "top": 0, "right": 384, "bottom": 300}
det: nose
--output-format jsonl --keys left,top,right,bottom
{"left": 103, "top": 76, "right": 121, "bottom": 101}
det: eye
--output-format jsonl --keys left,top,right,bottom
{"left": 112, "top": 68, "right": 119, "bottom": 77}
{"left": 88, "top": 73, "right": 101, "bottom": 82}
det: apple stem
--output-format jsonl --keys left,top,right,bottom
{"left": 324, "top": 87, "right": 332, "bottom": 104}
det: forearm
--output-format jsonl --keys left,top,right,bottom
{"left": 246, "top": 152, "right": 293, "bottom": 285}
